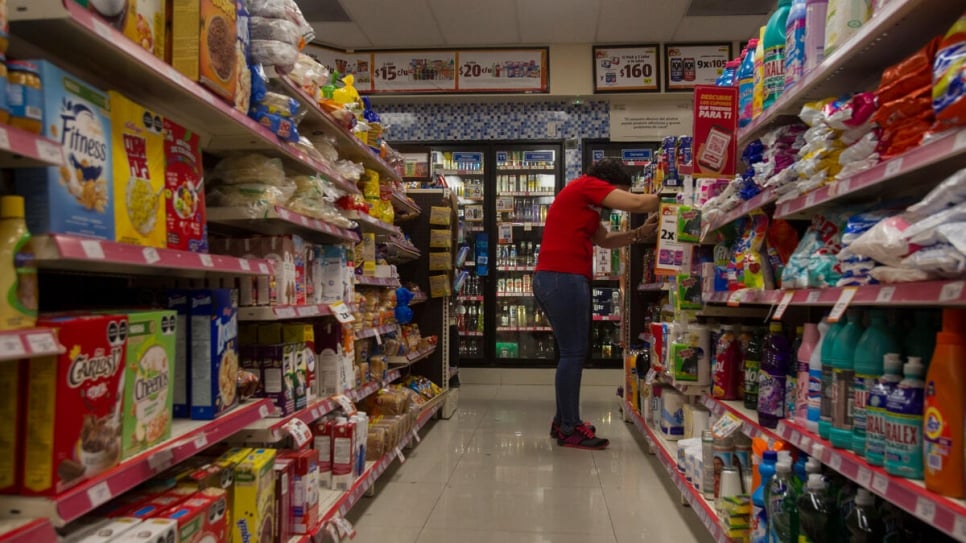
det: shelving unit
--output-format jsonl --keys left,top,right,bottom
{"left": 704, "top": 280, "right": 966, "bottom": 307}
{"left": 207, "top": 206, "right": 360, "bottom": 243}
{"left": 0, "top": 328, "right": 63, "bottom": 362}
{"left": 0, "top": 125, "right": 63, "bottom": 168}
{"left": 0, "top": 518, "right": 58, "bottom": 543}
{"left": 355, "top": 275, "right": 402, "bottom": 288}
{"left": 354, "top": 323, "right": 400, "bottom": 340}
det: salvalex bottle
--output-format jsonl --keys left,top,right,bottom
{"left": 830, "top": 309, "right": 864, "bottom": 449}
{"left": 866, "top": 353, "right": 902, "bottom": 466}
{"left": 924, "top": 309, "right": 966, "bottom": 497}
{"left": 818, "top": 317, "right": 844, "bottom": 439}
{"left": 0, "top": 195, "right": 37, "bottom": 331}
{"left": 885, "top": 357, "right": 926, "bottom": 479}
{"left": 762, "top": 0, "right": 793, "bottom": 109}
{"left": 852, "top": 310, "right": 897, "bottom": 456}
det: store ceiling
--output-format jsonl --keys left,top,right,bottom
{"left": 300, "top": 0, "right": 771, "bottom": 50}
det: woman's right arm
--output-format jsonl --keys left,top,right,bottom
{"left": 599, "top": 189, "right": 659, "bottom": 214}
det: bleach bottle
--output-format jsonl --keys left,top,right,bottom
{"left": 885, "top": 357, "right": 926, "bottom": 479}
{"left": 796, "top": 323, "right": 819, "bottom": 426}
{"left": 738, "top": 38, "right": 759, "bottom": 127}
{"left": 829, "top": 309, "right": 864, "bottom": 450}
{"left": 762, "top": 0, "right": 792, "bottom": 110}
{"left": 807, "top": 319, "right": 830, "bottom": 433}
{"left": 818, "top": 317, "right": 844, "bottom": 439}
{"left": 784, "top": 0, "right": 808, "bottom": 90}
{"left": 867, "top": 353, "right": 902, "bottom": 466}
{"left": 852, "top": 310, "right": 897, "bottom": 456}
{"left": 751, "top": 450, "right": 778, "bottom": 543}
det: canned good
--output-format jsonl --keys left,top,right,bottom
{"left": 683, "top": 58, "right": 696, "bottom": 81}
{"left": 670, "top": 57, "right": 684, "bottom": 82}
{"left": 7, "top": 60, "right": 43, "bottom": 134}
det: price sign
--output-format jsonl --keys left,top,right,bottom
{"left": 148, "top": 449, "right": 174, "bottom": 473}
{"left": 727, "top": 290, "right": 745, "bottom": 307}
{"left": 87, "top": 481, "right": 113, "bottom": 508}
{"left": 142, "top": 247, "right": 160, "bottom": 264}
{"left": 836, "top": 178, "right": 852, "bottom": 196}
{"left": 665, "top": 43, "right": 732, "bottom": 91}
{"left": 915, "top": 497, "right": 936, "bottom": 523}
{"left": 940, "top": 281, "right": 965, "bottom": 302}
{"left": 239, "top": 259, "right": 251, "bottom": 272}
{"left": 275, "top": 306, "right": 297, "bottom": 319}
{"left": 871, "top": 473, "right": 889, "bottom": 494}
{"left": 199, "top": 254, "right": 214, "bottom": 268}
{"left": 955, "top": 129, "right": 966, "bottom": 151}
{"left": 258, "top": 404, "right": 270, "bottom": 418}
{"left": 857, "top": 467, "right": 872, "bottom": 487}
{"left": 303, "top": 45, "right": 374, "bottom": 91}
{"left": 593, "top": 45, "right": 660, "bottom": 92}
{"left": 334, "top": 395, "right": 357, "bottom": 416}
{"left": 773, "top": 290, "right": 795, "bottom": 321}
{"left": 828, "top": 287, "right": 858, "bottom": 322}
{"left": 884, "top": 157, "right": 904, "bottom": 179}
{"left": 876, "top": 286, "right": 896, "bottom": 303}
{"left": 411, "top": 429, "right": 421, "bottom": 444}
{"left": 25, "top": 333, "right": 57, "bottom": 354}
{"left": 328, "top": 301, "right": 355, "bottom": 324}
{"left": 258, "top": 263, "right": 270, "bottom": 275}
{"left": 805, "top": 192, "right": 817, "bottom": 208}
{"left": 81, "top": 239, "right": 105, "bottom": 259}
{"left": 0, "top": 334, "right": 26, "bottom": 359}
{"left": 297, "top": 305, "right": 320, "bottom": 317}
{"left": 806, "top": 290, "right": 822, "bottom": 304}
{"left": 0, "top": 127, "right": 10, "bottom": 151}
{"left": 283, "top": 418, "right": 313, "bottom": 448}
{"left": 192, "top": 433, "right": 208, "bottom": 450}
{"left": 91, "top": 18, "right": 114, "bottom": 40}
{"left": 371, "top": 51, "right": 458, "bottom": 93}
{"left": 456, "top": 49, "right": 548, "bottom": 92}
{"left": 35, "top": 139, "right": 62, "bottom": 165}
{"left": 955, "top": 516, "right": 966, "bottom": 540}
{"left": 395, "top": 446, "right": 406, "bottom": 463}
{"left": 829, "top": 454, "right": 843, "bottom": 471}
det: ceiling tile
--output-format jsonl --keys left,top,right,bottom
{"left": 429, "top": 0, "right": 520, "bottom": 46}
{"left": 311, "top": 22, "right": 374, "bottom": 49}
{"left": 671, "top": 15, "right": 768, "bottom": 42}
{"left": 596, "top": 0, "right": 689, "bottom": 43}
{"left": 339, "top": 0, "right": 445, "bottom": 48}
{"left": 516, "top": 0, "right": 601, "bottom": 44}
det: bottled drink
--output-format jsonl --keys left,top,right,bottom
{"left": 846, "top": 489, "right": 884, "bottom": 542}
{"left": 766, "top": 459, "right": 799, "bottom": 543}
{"left": 798, "top": 474, "right": 832, "bottom": 543}
{"left": 743, "top": 331, "right": 762, "bottom": 409}
{"left": 508, "top": 305, "right": 518, "bottom": 327}
{"left": 758, "top": 322, "right": 790, "bottom": 429}
{"left": 500, "top": 304, "right": 509, "bottom": 327}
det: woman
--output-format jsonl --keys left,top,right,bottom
{"left": 533, "top": 157, "right": 659, "bottom": 450}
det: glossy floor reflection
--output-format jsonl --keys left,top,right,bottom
{"left": 346, "top": 384, "right": 715, "bottom": 543}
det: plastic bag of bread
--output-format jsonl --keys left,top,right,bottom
{"left": 248, "top": 0, "right": 314, "bottom": 47}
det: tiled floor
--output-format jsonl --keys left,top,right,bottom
{"left": 347, "top": 384, "right": 715, "bottom": 543}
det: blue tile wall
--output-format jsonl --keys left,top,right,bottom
{"left": 377, "top": 100, "right": 610, "bottom": 180}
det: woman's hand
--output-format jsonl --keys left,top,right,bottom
{"left": 634, "top": 213, "right": 659, "bottom": 243}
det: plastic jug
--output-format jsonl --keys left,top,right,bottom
{"left": 758, "top": 322, "right": 791, "bottom": 429}
{"left": 924, "top": 309, "right": 966, "bottom": 497}
{"left": 846, "top": 489, "right": 885, "bottom": 542}
{"left": 818, "top": 317, "right": 844, "bottom": 438}
{"left": 785, "top": 0, "right": 808, "bottom": 90}
{"left": 867, "top": 353, "right": 902, "bottom": 466}
{"left": 763, "top": 0, "right": 793, "bottom": 109}
{"left": 829, "top": 309, "right": 864, "bottom": 449}
{"left": 714, "top": 325, "right": 742, "bottom": 400}
{"left": 885, "top": 357, "right": 926, "bottom": 479}
{"left": 798, "top": 473, "right": 832, "bottom": 543}
{"left": 852, "top": 310, "right": 898, "bottom": 456}
{"left": 767, "top": 459, "right": 800, "bottom": 542}
{"left": 752, "top": 27, "right": 766, "bottom": 119}
{"left": 0, "top": 196, "right": 37, "bottom": 331}
{"left": 751, "top": 450, "right": 778, "bottom": 543}
{"left": 786, "top": 326, "right": 804, "bottom": 421}
{"left": 738, "top": 38, "right": 760, "bottom": 127}
{"left": 796, "top": 323, "right": 819, "bottom": 426}
{"left": 804, "top": 0, "right": 829, "bottom": 73}
{"left": 744, "top": 330, "right": 763, "bottom": 409}
{"left": 807, "top": 319, "right": 830, "bottom": 433}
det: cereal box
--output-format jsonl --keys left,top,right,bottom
{"left": 212, "top": 446, "right": 251, "bottom": 532}
{"left": 64, "top": 518, "right": 141, "bottom": 543}
{"left": 273, "top": 457, "right": 294, "bottom": 543}
{"left": 257, "top": 324, "right": 299, "bottom": 415}
{"left": 162, "top": 488, "right": 229, "bottom": 543}
{"left": 283, "top": 323, "right": 316, "bottom": 404}
{"left": 120, "top": 310, "right": 176, "bottom": 460}
{"left": 111, "top": 517, "right": 177, "bottom": 543}
{"left": 163, "top": 119, "right": 207, "bottom": 253}
{"left": 233, "top": 448, "right": 276, "bottom": 543}
{"left": 166, "top": 291, "right": 191, "bottom": 418}
{"left": 125, "top": 0, "right": 165, "bottom": 59}
{"left": 128, "top": 487, "right": 195, "bottom": 518}
{"left": 0, "top": 360, "right": 23, "bottom": 494}
{"left": 200, "top": 0, "right": 237, "bottom": 101}
{"left": 23, "top": 314, "right": 128, "bottom": 496}
{"left": 170, "top": 0, "right": 200, "bottom": 80}
{"left": 189, "top": 289, "right": 239, "bottom": 420}
{"left": 15, "top": 61, "right": 113, "bottom": 240}
{"left": 109, "top": 93, "right": 166, "bottom": 248}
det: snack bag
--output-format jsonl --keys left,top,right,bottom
{"left": 933, "top": 13, "right": 966, "bottom": 128}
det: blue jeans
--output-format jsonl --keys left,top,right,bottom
{"left": 532, "top": 271, "right": 590, "bottom": 434}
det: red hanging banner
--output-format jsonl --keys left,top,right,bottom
{"left": 692, "top": 86, "right": 739, "bottom": 179}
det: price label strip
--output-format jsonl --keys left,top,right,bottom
{"left": 328, "top": 301, "right": 356, "bottom": 324}
{"left": 828, "top": 287, "right": 858, "bottom": 323}
{"left": 283, "top": 418, "right": 314, "bottom": 448}
{"left": 334, "top": 395, "right": 357, "bottom": 416}
{"left": 772, "top": 290, "right": 795, "bottom": 321}
{"left": 940, "top": 281, "right": 965, "bottom": 303}
{"left": 0, "top": 334, "right": 26, "bottom": 359}
{"left": 148, "top": 448, "right": 174, "bottom": 473}
{"left": 915, "top": 497, "right": 936, "bottom": 523}
{"left": 876, "top": 286, "right": 896, "bottom": 303}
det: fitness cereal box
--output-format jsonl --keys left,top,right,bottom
{"left": 189, "top": 289, "right": 239, "bottom": 420}
{"left": 23, "top": 314, "right": 128, "bottom": 496}
{"left": 15, "top": 61, "right": 114, "bottom": 240}
{"left": 120, "top": 310, "right": 176, "bottom": 460}
{"left": 109, "top": 93, "right": 166, "bottom": 248}
{"left": 163, "top": 119, "right": 208, "bottom": 253}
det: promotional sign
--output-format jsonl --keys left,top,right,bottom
{"left": 303, "top": 45, "right": 373, "bottom": 91}
{"left": 664, "top": 43, "right": 732, "bottom": 91}
{"left": 692, "top": 86, "right": 739, "bottom": 178}
{"left": 372, "top": 51, "right": 458, "bottom": 93}
{"left": 592, "top": 45, "right": 660, "bottom": 93}
{"left": 456, "top": 49, "right": 548, "bottom": 93}
{"left": 621, "top": 149, "right": 653, "bottom": 165}
{"left": 609, "top": 100, "right": 693, "bottom": 141}
{"left": 655, "top": 202, "right": 693, "bottom": 277}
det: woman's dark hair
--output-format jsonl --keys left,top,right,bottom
{"left": 587, "top": 157, "right": 632, "bottom": 186}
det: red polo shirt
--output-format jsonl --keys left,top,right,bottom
{"left": 535, "top": 175, "right": 616, "bottom": 279}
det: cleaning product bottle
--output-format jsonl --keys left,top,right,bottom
{"left": 784, "top": 0, "right": 807, "bottom": 90}
{"left": 906, "top": 309, "right": 938, "bottom": 367}
{"left": 794, "top": 453, "right": 808, "bottom": 484}
{"left": 804, "top": 0, "right": 829, "bottom": 74}
{"left": 738, "top": 38, "right": 760, "bottom": 127}
{"left": 831, "top": 475, "right": 856, "bottom": 540}
{"left": 796, "top": 323, "right": 819, "bottom": 426}
{"left": 763, "top": 0, "right": 793, "bottom": 109}
{"left": 818, "top": 317, "right": 844, "bottom": 439}
{"left": 717, "top": 59, "right": 740, "bottom": 86}
{"left": 798, "top": 473, "right": 832, "bottom": 543}
{"left": 752, "top": 27, "right": 766, "bottom": 120}
{"left": 714, "top": 325, "right": 742, "bottom": 400}
{"left": 830, "top": 309, "right": 864, "bottom": 449}
{"left": 786, "top": 326, "right": 804, "bottom": 421}
{"left": 758, "top": 322, "right": 790, "bottom": 429}
{"left": 0, "top": 195, "right": 37, "bottom": 331}
{"left": 852, "top": 310, "right": 898, "bottom": 456}
{"left": 767, "top": 458, "right": 800, "bottom": 543}
{"left": 885, "top": 357, "right": 926, "bottom": 479}
{"left": 867, "top": 353, "right": 902, "bottom": 466}
{"left": 744, "top": 329, "right": 763, "bottom": 409}
{"left": 924, "top": 309, "right": 966, "bottom": 497}
{"left": 807, "top": 319, "right": 830, "bottom": 433}
{"left": 845, "top": 489, "right": 884, "bottom": 542}
{"left": 824, "top": 0, "right": 871, "bottom": 57}
{"left": 752, "top": 450, "right": 778, "bottom": 543}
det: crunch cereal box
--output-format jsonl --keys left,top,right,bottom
{"left": 109, "top": 93, "right": 166, "bottom": 248}
{"left": 15, "top": 61, "right": 113, "bottom": 240}
{"left": 23, "top": 314, "right": 128, "bottom": 496}
{"left": 120, "top": 310, "right": 176, "bottom": 460}
{"left": 163, "top": 119, "right": 208, "bottom": 253}
{"left": 190, "top": 289, "right": 239, "bottom": 420}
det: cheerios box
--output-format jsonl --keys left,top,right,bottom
{"left": 109, "top": 93, "right": 166, "bottom": 248}
{"left": 189, "top": 289, "right": 239, "bottom": 420}
{"left": 22, "top": 314, "right": 128, "bottom": 496}
{"left": 15, "top": 60, "right": 114, "bottom": 240}
{"left": 120, "top": 310, "right": 176, "bottom": 460}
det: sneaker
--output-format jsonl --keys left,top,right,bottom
{"left": 550, "top": 420, "right": 596, "bottom": 438}
{"left": 556, "top": 423, "right": 609, "bottom": 450}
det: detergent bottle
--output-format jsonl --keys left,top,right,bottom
{"left": 758, "top": 322, "right": 791, "bottom": 429}
{"left": 784, "top": 0, "right": 808, "bottom": 90}
{"left": 798, "top": 474, "right": 833, "bottom": 543}
{"left": 829, "top": 310, "right": 864, "bottom": 449}
{"left": 885, "top": 357, "right": 926, "bottom": 479}
{"left": 807, "top": 319, "right": 830, "bottom": 433}
{"left": 762, "top": 0, "right": 793, "bottom": 109}
{"left": 818, "top": 317, "right": 844, "bottom": 439}
{"left": 846, "top": 489, "right": 885, "bottom": 542}
{"left": 751, "top": 450, "right": 778, "bottom": 543}
{"left": 867, "top": 353, "right": 902, "bottom": 467}
{"left": 796, "top": 323, "right": 819, "bottom": 426}
{"left": 767, "top": 458, "right": 800, "bottom": 542}
{"left": 852, "top": 310, "right": 897, "bottom": 456}
{"left": 924, "top": 309, "right": 966, "bottom": 497}
{"left": 752, "top": 27, "right": 766, "bottom": 120}
{"left": 738, "top": 38, "right": 760, "bottom": 127}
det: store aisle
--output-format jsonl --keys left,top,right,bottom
{"left": 347, "top": 384, "right": 715, "bottom": 543}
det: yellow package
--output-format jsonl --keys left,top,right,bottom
{"left": 362, "top": 169, "right": 380, "bottom": 199}
{"left": 428, "top": 274, "right": 451, "bottom": 297}
{"left": 110, "top": 92, "right": 166, "bottom": 247}
{"left": 124, "top": 0, "right": 165, "bottom": 59}
{"left": 232, "top": 448, "right": 276, "bottom": 543}
{"left": 429, "top": 206, "right": 452, "bottom": 226}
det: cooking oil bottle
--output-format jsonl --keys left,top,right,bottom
{"left": 0, "top": 195, "right": 37, "bottom": 330}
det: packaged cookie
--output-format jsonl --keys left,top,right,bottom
{"left": 120, "top": 310, "right": 176, "bottom": 460}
